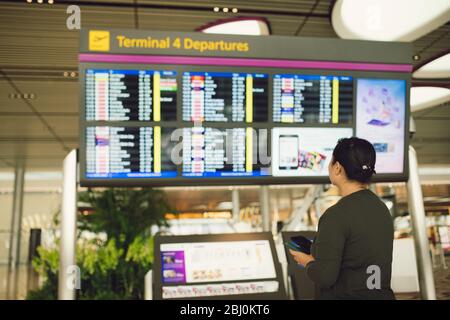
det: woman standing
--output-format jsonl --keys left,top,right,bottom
{"left": 289, "top": 137, "right": 395, "bottom": 300}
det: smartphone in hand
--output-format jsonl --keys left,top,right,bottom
{"left": 284, "top": 235, "right": 312, "bottom": 254}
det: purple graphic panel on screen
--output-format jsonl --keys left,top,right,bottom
{"left": 161, "top": 251, "right": 186, "bottom": 283}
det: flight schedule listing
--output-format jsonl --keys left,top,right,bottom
{"left": 182, "top": 127, "right": 268, "bottom": 177}
{"left": 85, "top": 126, "right": 177, "bottom": 179}
{"left": 182, "top": 72, "right": 268, "bottom": 122}
{"left": 85, "top": 69, "right": 177, "bottom": 121}
{"left": 273, "top": 74, "right": 353, "bottom": 124}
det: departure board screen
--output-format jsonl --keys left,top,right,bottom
{"left": 85, "top": 126, "right": 177, "bottom": 179}
{"left": 182, "top": 72, "right": 268, "bottom": 122}
{"left": 181, "top": 127, "right": 269, "bottom": 178}
{"left": 273, "top": 75, "right": 353, "bottom": 124}
{"left": 80, "top": 66, "right": 408, "bottom": 186}
{"left": 85, "top": 69, "right": 177, "bottom": 121}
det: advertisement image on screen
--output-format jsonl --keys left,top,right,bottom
{"left": 278, "top": 135, "right": 299, "bottom": 170}
{"left": 356, "top": 79, "right": 406, "bottom": 174}
{"left": 272, "top": 127, "right": 353, "bottom": 177}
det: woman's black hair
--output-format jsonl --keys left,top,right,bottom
{"left": 332, "top": 137, "right": 376, "bottom": 183}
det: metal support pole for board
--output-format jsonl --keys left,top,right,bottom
{"left": 144, "top": 270, "right": 153, "bottom": 300}
{"left": 6, "top": 162, "right": 25, "bottom": 299}
{"left": 260, "top": 185, "right": 270, "bottom": 232}
{"left": 283, "top": 185, "right": 321, "bottom": 231}
{"left": 231, "top": 188, "right": 240, "bottom": 222}
{"left": 314, "top": 198, "right": 321, "bottom": 221}
{"left": 58, "top": 149, "right": 78, "bottom": 300}
{"left": 407, "top": 146, "right": 436, "bottom": 300}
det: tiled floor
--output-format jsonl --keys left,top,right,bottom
{"left": 395, "top": 256, "right": 450, "bottom": 300}
{"left": 434, "top": 258, "right": 450, "bottom": 300}
{"left": 0, "top": 265, "right": 31, "bottom": 300}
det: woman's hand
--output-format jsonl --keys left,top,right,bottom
{"left": 289, "top": 249, "right": 315, "bottom": 267}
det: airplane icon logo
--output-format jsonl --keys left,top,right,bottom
{"left": 89, "top": 30, "right": 110, "bottom": 51}
{"left": 94, "top": 35, "right": 107, "bottom": 42}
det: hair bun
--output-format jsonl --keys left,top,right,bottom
{"left": 332, "top": 137, "right": 377, "bottom": 183}
{"left": 362, "top": 164, "right": 376, "bottom": 175}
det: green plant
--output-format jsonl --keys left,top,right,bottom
{"left": 27, "top": 188, "right": 170, "bottom": 300}
{"left": 78, "top": 188, "right": 169, "bottom": 247}
{"left": 28, "top": 246, "right": 60, "bottom": 300}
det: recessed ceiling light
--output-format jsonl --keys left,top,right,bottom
{"left": 413, "top": 53, "right": 450, "bottom": 79}
{"left": 63, "top": 71, "right": 69, "bottom": 77}
{"left": 198, "top": 18, "right": 270, "bottom": 36}
{"left": 9, "top": 93, "right": 36, "bottom": 99}
{"left": 71, "top": 72, "right": 77, "bottom": 77}
{"left": 413, "top": 54, "right": 421, "bottom": 61}
{"left": 48, "top": 0, "right": 54, "bottom": 4}
{"left": 410, "top": 86, "right": 450, "bottom": 112}
{"left": 37, "top": 0, "right": 43, "bottom": 3}
{"left": 27, "top": 0, "right": 32, "bottom": 3}
{"left": 223, "top": 8, "right": 229, "bottom": 13}
{"left": 232, "top": 8, "right": 238, "bottom": 13}
{"left": 332, "top": 0, "right": 450, "bottom": 41}
{"left": 213, "top": 7, "right": 219, "bottom": 12}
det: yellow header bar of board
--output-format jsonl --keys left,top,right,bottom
{"left": 246, "top": 128, "right": 253, "bottom": 173}
{"left": 154, "top": 126, "right": 161, "bottom": 173}
{"left": 332, "top": 78, "right": 339, "bottom": 124}
{"left": 246, "top": 76, "right": 253, "bottom": 123}
{"left": 153, "top": 72, "right": 161, "bottom": 121}
{"left": 115, "top": 35, "right": 249, "bottom": 53}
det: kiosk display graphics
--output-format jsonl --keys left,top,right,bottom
{"left": 153, "top": 233, "right": 286, "bottom": 300}
{"left": 79, "top": 29, "right": 412, "bottom": 186}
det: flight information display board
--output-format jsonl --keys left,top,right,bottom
{"left": 79, "top": 29, "right": 411, "bottom": 186}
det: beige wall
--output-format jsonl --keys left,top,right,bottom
{"left": 0, "top": 171, "right": 62, "bottom": 264}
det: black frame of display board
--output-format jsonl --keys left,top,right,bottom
{"left": 79, "top": 29, "right": 411, "bottom": 187}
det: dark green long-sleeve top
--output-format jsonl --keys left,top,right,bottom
{"left": 305, "top": 189, "right": 395, "bottom": 300}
